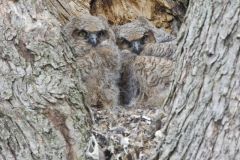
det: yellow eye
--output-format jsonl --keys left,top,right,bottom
{"left": 72, "top": 29, "right": 88, "bottom": 39}
{"left": 79, "top": 30, "right": 87, "bottom": 37}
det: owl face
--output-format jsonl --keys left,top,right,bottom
{"left": 63, "top": 15, "right": 115, "bottom": 53}
{"left": 72, "top": 28, "right": 109, "bottom": 46}
{"left": 116, "top": 30, "right": 156, "bottom": 54}
{"left": 114, "top": 17, "right": 156, "bottom": 54}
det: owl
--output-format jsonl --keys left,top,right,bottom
{"left": 114, "top": 17, "right": 176, "bottom": 106}
{"left": 113, "top": 17, "right": 176, "bottom": 57}
{"left": 62, "top": 15, "right": 120, "bottom": 108}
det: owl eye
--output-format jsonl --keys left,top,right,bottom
{"left": 123, "top": 38, "right": 130, "bottom": 44}
{"left": 117, "top": 38, "right": 131, "bottom": 49}
{"left": 143, "top": 30, "right": 156, "bottom": 43}
{"left": 78, "top": 30, "right": 88, "bottom": 37}
{"left": 140, "top": 36, "right": 147, "bottom": 44}
{"left": 97, "top": 30, "right": 107, "bottom": 37}
{"left": 72, "top": 29, "right": 88, "bottom": 39}
{"left": 98, "top": 31, "right": 105, "bottom": 37}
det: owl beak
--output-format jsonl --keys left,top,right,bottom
{"left": 88, "top": 33, "right": 98, "bottom": 46}
{"left": 132, "top": 41, "right": 142, "bottom": 54}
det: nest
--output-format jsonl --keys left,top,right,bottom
{"left": 86, "top": 104, "right": 168, "bottom": 160}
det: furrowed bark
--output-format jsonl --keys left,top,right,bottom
{"left": 156, "top": 0, "right": 240, "bottom": 159}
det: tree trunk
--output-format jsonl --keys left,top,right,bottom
{"left": 0, "top": 1, "right": 92, "bottom": 159}
{"left": 2, "top": 0, "right": 239, "bottom": 160}
{"left": 155, "top": 0, "right": 240, "bottom": 159}
{"left": 0, "top": 0, "right": 185, "bottom": 159}
{"left": 89, "top": 0, "right": 186, "bottom": 30}
{"left": 44, "top": 0, "right": 186, "bottom": 32}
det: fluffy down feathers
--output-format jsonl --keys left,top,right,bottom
{"left": 63, "top": 15, "right": 120, "bottom": 108}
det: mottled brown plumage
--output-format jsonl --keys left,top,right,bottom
{"left": 114, "top": 17, "right": 176, "bottom": 107}
{"left": 119, "top": 54, "right": 174, "bottom": 107}
{"left": 130, "top": 56, "right": 174, "bottom": 107}
{"left": 63, "top": 15, "right": 120, "bottom": 108}
{"left": 140, "top": 41, "right": 177, "bottom": 60}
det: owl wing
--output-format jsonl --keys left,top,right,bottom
{"left": 141, "top": 41, "right": 177, "bottom": 60}
{"left": 132, "top": 56, "right": 174, "bottom": 87}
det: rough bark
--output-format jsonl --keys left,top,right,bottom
{"left": 155, "top": 0, "right": 240, "bottom": 159}
{"left": 90, "top": 0, "right": 187, "bottom": 30}
{"left": 0, "top": 1, "right": 92, "bottom": 159}
{"left": 44, "top": 0, "right": 187, "bottom": 32}
{"left": 45, "top": 0, "right": 91, "bottom": 24}
{"left": 0, "top": 0, "right": 186, "bottom": 159}
{"left": 3, "top": 0, "right": 239, "bottom": 160}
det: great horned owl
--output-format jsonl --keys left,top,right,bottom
{"left": 115, "top": 17, "right": 176, "bottom": 106}
{"left": 63, "top": 15, "right": 120, "bottom": 108}
{"left": 113, "top": 17, "right": 176, "bottom": 56}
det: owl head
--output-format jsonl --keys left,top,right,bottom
{"left": 63, "top": 15, "right": 116, "bottom": 54}
{"left": 114, "top": 17, "right": 156, "bottom": 54}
